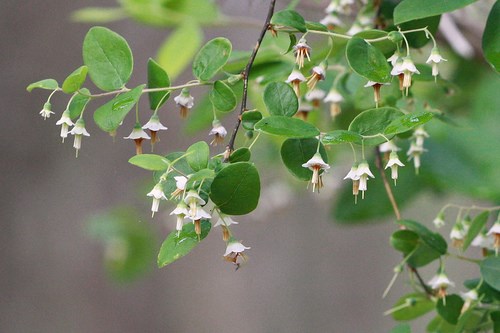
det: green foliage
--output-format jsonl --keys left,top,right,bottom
{"left": 192, "top": 38, "right": 232, "bottom": 82}
{"left": 393, "top": 0, "right": 477, "bottom": 25}
{"left": 241, "top": 111, "right": 263, "bottom": 131}
{"left": 391, "top": 293, "right": 435, "bottom": 321}
{"left": 271, "top": 10, "right": 307, "bottom": 32}
{"left": 255, "top": 116, "right": 320, "bottom": 138}
{"left": 322, "top": 130, "right": 363, "bottom": 145}
{"left": 229, "top": 148, "right": 251, "bottom": 163}
{"left": 68, "top": 89, "right": 90, "bottom": 120}
{"left": 263, "top": 81, "right": 298, "bottom": 117}
{"left": 128, "top": 154, "right": 169, "bottom": 171}
{"left": 482, "top": 1, "right": 500, "bottom": 72}
{"left": 346, "top": 37, "right": 391, "bottom": 83}
{"left": 186, "top": 141, "right": 209, "bottom": 172}
{"left": 436, "top": 295, "right": 464, "bottom": 325}
{"left": 348, "top": 107, "right": 404, "bottom": 145}
{"left": 481, "top": 257, "right": 500, "bottom": 292}
{"left": 26, "top": 78, "right": 59, "bottom": 92}
{"left": 62, "top": 66, "right": 88, "bottom": 94}
{"left": 462, "top": 211, "right": 489, "bottom": 251}
{"left": 209, "top": 81, "right": 237, "bottom": 112}
{"left": 384, "top": 111, "right": 434, "bottom": 136}
{"left": 147, "top": 58, "right": 170, "bottom": 110}
{"left": 280, "top": 138, "right": 327, "bottom": 181}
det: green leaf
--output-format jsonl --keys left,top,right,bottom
{"left": 68, "top": 89, "right": 91, "bottom": 120}
{"left": 93, "top": 84, "right": 144, "bottom": 132}
{"left": 263, "top": 81, "right": 298, "bottom": 117}
{"left": 82, "top": 26, "right": 133, "bottom": 91}
{"left": 185, "top": 168, "right": 216, "bottom": 189}
{"left": 157, "top": 220, "right": 211, "bottom": 268}
{"left": 255, "top": 116, "right": 320, "bottom": 138}
{"left": 210, "top": 162, "right": 260, "bottom": 215}
{"left": 399, "top": 16, "right": 441, "bottom": 48}
{"left": 192, "top": 37, "right": 232, "bottom": 81}
{"left": 390, "top": 230, "right": 419, "bottom": 254}
{"left": 242, "top": 111, "right": 263, "bottom": 130}
{"left": 147, "top": 58, "right": 170, "bottom": 111}
{"left": 462, "top": 211, "right": 489, "bottom": 251}
{"left": 348, "top": 107, "right": 404, "bottom": 145}
{"left": 186, "top": 141, "right": 209, "bottom": 172}
{"left": 390, "top": 323, "right": 411, "bottom": 333}
{"left": 71, "top": 7, "right": 126, "bottom": 23}
{"left": 305, "top": 21, "right": 328, "bottom": 32}
{"left": 491, "top": 311, "right": 500, "bottom": 333}
{"left": 280, "top": 138, "right": 327, "bottom": 181}
{"left": 322, "top": 130, "right": 363, "bottom": 145}
{"left": 271, "top": 10, "right": 307, "bottom": 32}
{"left": 346, "top": 37, "right": 391, "bottom": 83}
{"left": 427, "top": 316, "right": 456, "bottom": 333}
{"left": 392, "top": 293, "right": 435, "bottom": 321}
{"left": 384, "top": 111, "right": 434, "bottom": 136}
{"left": 26, "top": 79, "right": 59, "bottom": 92}
{"left": 157, "top": 22, "right": 203, "bottom": 80}
{"left": 481, "top": 257, "right": 500, "bottom": 292}
{"left": 407, "top": 242, "right": 442, "bottom": 268}
{"left": 209, "top": 81, "right": 237, "bottom": 112}
{"left": 128, "top": 154, "right": 169, "bottom": 171}
{"left": 394, "top": 0, "right": 477, "bottom": 25}
{"left": 229, "top": 148, "right": 251, "bottom": 163}
{"left": 436, "top": 295, "right": 464, "bottom": 325}
{"left": 62, "top": 66, "right": 88, "bottom": 94}
{"left": 355, "top": 30, "right": 395, "bottom": 55}
{"left": 464, "top": 278, "right": 500, "bottom": 304}
{"left": 398, "top": 219, "right": 447, "bottom": 255}
{"left": 482, "top": 1, "right": 500, "bottom": 72}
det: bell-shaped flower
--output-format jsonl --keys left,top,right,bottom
{"left": 307, "top": 63, "right": 327, "bottom": 90}
{"left": 320, "top": 14, "right": 344, "bottom": 29}
{"left": 407, "top": 143, "right": 426, "bottom": 174}
{"left": 471, "top": 231, "right": 494, "bottom": 249}
{"left": 450, "top": 222, "right": 466, "bottom": 248}
{"left": 186, "top": 207, "right": 211, "bottom": 221}
{"left": 224, "top": 238, "right": 251, "bottom": 265}
{"left": 124, "top": 123, "right": 150, "bottom": 155}
{"left": 305, "top": 88, "right": 326, "bottom": 108}
{"left": 39, "top": 102, "right": 54, "bottom": 120}
{"left": 379, "top": 140, "right": 400, "bottom": 154}
{"left": 433, "top": 212, "right": 446, "bottom": 228}
{"left": 344, "top": 163, "right": 360, "bottom": 203}
{"left": 147, "top": 183, "right": 167, "bottom": 217}
{"left": 387, "top": 50, "right": 403, "bottom": 67}
{"left": 428, "top": 270, "right": 454, "bottom": 298}
{"left": 487, "top": 220, "right": 500, "bottom": 253}
{"left": 413, "top": 126, "right": 429, "bottom": 148}
{"left": 400, "top": 56, "right": 420, "bottom": 95}
{"left": 364, "top": 81, "right": 389, "bottom": 107}
{"left": 302, "top": 152, "right": 330, "bottom": 193}
{"left": 426, "top": 47, "right": 447, "bottom": 78}
{"left": 325, "top": 0, "right": 341, "bottom": 13}
{"left": 209, "top": 119, "right": 227, "bottom": 146}
{"left": 184, "top": 190, "right": 206, "bottom": 217}
{"left": 286, "top": 68, "right": 307, "bottom": 97}
{"left": 56, "top": 109, "right": 74, "bottom": 142}
{"left": 385, "top": 151, "right": 404, "bottom": 185}
{"left": 460, "top": 289, "right": 478, "bottom": 314}
{"left": 323, "top": 87, "right": 344, "bottom": 118}
{"left": 357, "top": 160, "right": 375, "bottom": 199}
{"left": 174, "top": 88, "right": 194, "bottom": 118}
{"left": 171, "top": 176, "right": 188, "bottom": 198}
{"left": 293, "top": 38, "right": 311, "bottom": 69}
{"left": 170, "top": 202, "right": 189, "bottom": 231}
{"left": 295, "top": 100, "right": 314, "bottom": 121}
{"left": 69, "top": 118, "right": 90, "bottom": 158}
{"left": 215, "top": 214, "right": 238, "bottom": 241}
{"left": 142, "top": 113, "right": 168, "bottom": 147}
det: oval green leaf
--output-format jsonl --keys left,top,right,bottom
{"left": 83, "top": 26, "right": 133, "bottom": 91}
{"left": 394, "top": 0, "right": 476, "bottom": 25}
{"left": 271, "top": 10, "right": 307, "bottom": 32}
{"left": 192, "top": 37, "right": 232, "bottom": 81}
{"left": 398, "top": 219, "right": 447, "bottom": 255}
{"left": 210, "top": 162, "right": 260, "bottom": 215}
{"left": 62, "top": 66, "right": 88, "bottom": 94}
{"left": 462, "top": 211, "right": 489, "bottom": 251}
{"left": 185, "top": 168, "right": 216, "bottom": 189}
{"left": 384, "top": 111, "right": 434, "bottom": 136}
{"left": 209, "top": 81, "right": 237, "bottom": 112}
{"left": 280, "top": 138, "right": 327, "bottom": 181}
{"left": 242, "top": 111, "right": 263, "bottom": 130}
{"left": 481, "top": 256, "right": 500, "bottom": 292}
{"left": 157, "top": 220, "right": 211, "bottom": 268}
{"left": 128, "top": 154, "right": 169, "bottom": 171}
{"left": 26, "top": 79, "right": 59, "bottom": 92}
{"left": 229, "top": 148, "right": 251, "bottom": 163}
{"left": 392, "top": 293, "right": 435, "bottom": 321}
{"left": 322, "top": 130, "right": 363, "bottom": 145}
{"left": 483, "top": 1, "right": 500, "bottom": 72}
{"left": 263, "top": 81, "right": 298, "bottom": 117}
{"left": 346, "top": 37, "right": 391, "bottom": 83}
{"left": 436, "top": 294, "right": 464, "bottom": 325}
{"left": 390, "top": 230, "right": 419, "bottom": 254}
{"left": 348, "top": 107, "right": 404, "bottom": 145}
{"left": 147, "top": 58, "right": 170, "bottom": 111}
{"left": 69, "top": 89, "right": 91, "bottom": 120}
{"left": 186, "top": 141, "right": 209, "bottom": 172}
{"left": 93, "top": 85, "right": 144, "bottom": 132}
{"left": 255, "top": 116, "right": 320, "bottom": 138}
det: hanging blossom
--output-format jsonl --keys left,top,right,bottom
{"left": 471, "top": 230, "right": 494, "bottom": 250}
{"left": 307, "top": 63, "right": 327, "bottom": 90}
{"left": 170, "top": 202, "right": 189, "bottom": 232}
{"left": 487, "top": 219, "right": 500, "bottom": 254}
{"left": 293, "top": 38, "right": 311, "bottom": 69}
{"left": 460, "top": 289, "right": 478, "bottom": 314}
{"left": 387, "top": 49, "right": 403, "bottom": 67}
{"left": 320, "top": 13, "right": 344, "bottom": 30}
{"left": 433, "top": 212, "right": 446, "bottom": 228}
{"left": 407, "top": 143, "right": 426, "bottom": 174}
{"left": 214, "top": 214, "right": 239, "bottom": 241}
{"left": 344, "top": 163, "right": 360, "bottom": 203}
{"left": 147, "top": 183, "right": 167, "bottom": 217}
{"left": 357, "top": 160, "right": 375, "bottom": 199}
{"left": 39, "top": 102, "right": 54, "bottom": 120}
{"left": 449, "top": 222, "right": 466, "bottom": 248}
{"left": 394, "top": 56, "right": 420, "bottom": 95}
{"left": 209, "top": 119, "right": 227, "bottom": 146}
{"left": 426, "top": 47, "right": 447, "bottom": 78}
{"left": 56, "top": 109, "right": 74, "bottom": 142}
{"left": 186, "top": 206, "right": 211, "bottom": 236}
{"left": 184, "top": 190, "right": 206, "bottom": 218}
{"left": 142, "top": 113, "right": 168, "bottom": 147}
{"left": 174, "top": 88, "right": 194, "bottom": 118}
{"left": 364, "top": 81, "right": 389, "bottom": 107}
{"left": 295, "top": 100, "right": 314, "bottom": 121}
{"left": 124, "top": 123, "right": 150, "bottom": 155}
{"left": 413, "top": 126, "right": 429, "bottom": 147}
{"left": 302, "top": 152, "right": 330, "bottom": 193}
{"left": 224, "top": 238, "right": 251, "bottom": 265}
{"left": 323, "top": 87, "right": 344, "bottom": 118}
{"left": 171, "top": 176, "right": 188, "bottom": 198}
{"left": 379, "top": 140, "right": 400, "bottom": 154}
{"left": 69, "top": 118, "right": 90, "bottom": 158}
{"left": 286, "top": 68, "right": 307, "bottom": 97}
{"left": 385, "top": 151, "right": 404, "bottom": 185}
{"left": 305, "top": 88, "right": 326, "bottom": 108}
{"left": 428, "top": 270, "right": 455, "bottom": 299}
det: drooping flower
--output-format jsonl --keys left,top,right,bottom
{"left": 293, "top": 38, "right": 311, "bottom": 69}
{"left": 214, "top": 214, "right": 239, "bottom": 241}
{"left": 400, "top": 56, "right": 420, "bottom": 95}
{"left": 142, "top": 113, "right": 168, "bottom": 147}
{"left": 413, "top": 126, "right": 429, "bottom": 148}
{"left": 385, "top": 151, "right": 405, "bottom": 185}
{"left": 460, "top": 289, "right": 478, "bottom": 314}
{"left": 302, "top": 152, "right": 330, "bottom": 193}
{"left": 486, "top": 219, "right": 500, "bottom": 254}
{"left": 426, "top": 47, "right": 447, "bottom": 78}
{"left": 307, "top": 63, "right": 327, "bottom": 90}
{"left": 69, "top": 118, "right": 90, "bottom": 158}
{"left": 379, "top": 140, "right": 400, "bottom": 154}
{"left": 325, "top": 0, "right": 341, "bottom": 13}
{"left": 391, "top": 57, "right": 405, "bottom": 91}
{"left": 174, "top": 88, "right": 194, "bottom": 118}
{"left": 407, "top": 143, "right": 426, "bottom": 174}
{"left": 343, "top": 163, "right": 360, "bottom": 203}
{"left": 305, "top": 88, "right": 326, "bottom": 108}
{"left": 387, "top": 49, "right": 403, "bottom": 67}
{"left": 433, "top": 212, "right": 446, "bottom": 228}
{"left": 286, "top": 68, "right": 307, "bottom": 97}
{"left": 39, "top": 102, "right": 54, "bottom": 120}
{"left": 124, "top": 123, "right": 150, "bottom": 155}
{"left": 147, "top": 183, "right": 167, "bottom": 217}
{"left": 56, "top": 109, "right": 74, "bottom": 142}
{"left": 357, "top": 160, "right": 375, "bottom": 199}
{"left": 320, "top": 14, "right": 344, "bottom": 29}
{"left": 170, "top": 202, "right": 189, "bottom": 231}
{"left": 171, "top": 176, "right": 188, "bottom": 198}
{"left": 364, "top": 81, "right": 389, "bottom": 107}
{"left": 295, "top": 100, "right": 314, "bottom": 121}
{"left": 323, "top": 87, "right": 344, "bottom": 118}
{"left": 428, "top": 270, "right": 455, "bottom": 298}
{"left": 450, "top": 222, "right": 466, "bottom": 248}
{"left": 224, "top": 238, "right": 251, "bottom": 265}
{"left": 209, "top": 119, "right": 227, "bottom": 146}
{"left": 471, "top": 231, "right": 494, "bottom": 249}
{"left": 184, "top": 190, "right": 206, "bottom": 217}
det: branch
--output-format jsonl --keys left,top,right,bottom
{"left": 225, "top": 0, "right": 277, "bottom": 160}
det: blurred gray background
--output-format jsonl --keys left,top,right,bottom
{"left": 0, "top": 1, "right": 486, "bottom": 332}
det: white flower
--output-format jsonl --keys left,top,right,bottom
{"left": 124, "top": 124, "right": 150, "bottom": 140}
{"left": 379, "top": 141, "right": 400, "bottom": 153}
{"left": 174, "top": 88, "right": 194, "bottom": 118}
{"left": 400, "top": 57, "right": 420, "bottom": 94}
{"left": 486, "top": 221, "right": 500, "bottom": 236}
{"left": 307, "top": 64, "right": 327, "bottom": 90}
{"left": 426, "top": 47, "right": 447, "bottom": 77}
{"left": 286, "top": 68, "right": 307, "bottom": 97}
{"left": 142, "top": 114, "right": 168, "bottom": 132}
{"left": 186, "top": 207, "right": 211, "bottom": 221}
{"left": 293, "top": 38, "right": 311, "bottom": 69}
{"left": 344, "top": 164, "right": 360, "bottom": 202}
{"left": 302, "top": 152, "right": 330, "bottom": 193}
{"left": 385, "top": 151, "right": 404, "bottom": 185}
{"left": 214, "top": 214, "right": 239, "bottom": 227}
{"left": 325, "top": 0, "right": 341, "bottom": 13}
{"left": 170, "top": 202, "right": 189, "bottom": 231}
{"left": 387, "top": 50, "right": 403, "bottom": 67}
{"left": 147, "top": 183, "right": 167, "bottom": 217}
{"left": 428, "top": 272, "right": 455, "bottom": 298}
{"left": 69, "top": 118, "right": 90, "bottom": 158}
{"left": 391, "top": 57, "right": 404, "bottom": 76}
{"left": 324, "top": 88, "right": 344, "bottom": 103}
{"left": 460, "top": 289, "right": 478, "bottom": 313}
{"left": 433, "top": 212, "right": 445, "bottom": 228}
{"left": 209, "top": 119, "right": 227, "bottom": 146}
{"left": 450, "top": 223, "right": 466, "bottom": 247}
{"left": 174, "top": 176, "right": 187, "bottom": 191}
{"left": 356, "top": 160, "right": 375, "bottom": 198}
{"left": 413, "top": 126, "right": 429, "bottom": 147}
{"left": 39, "top": 102, "right": 54, "bottom": 120}
{"left": 407, "top": 143, "right": 426, "bottom": 173}
{"left": 346, "top": 22, "right": 363, "bottom": 36}
{"left": 320, "top": 14, "right": 344, "bottom": 28}
{"left": 224, "top": 240, "right": 251, "bottom": 257}
{"left": 305, "top": 88, "right": 326, "bottom": 101}
{"left": 56, "top": 109, "right": 74, "bottom": 142}
{"left": 184, "top": 190, "right": 206, "bottom": 216}
{"left": 364, "top": 81, "right": 388, "bottom": 107}
{"left": 471, "top": 232, "right": 494, "bottom": 248}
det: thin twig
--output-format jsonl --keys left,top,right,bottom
{"left": 375, "top": 147, "right": 401, "bottom": 220}
{"left": 224, "top": 0, "right": 276, "bottom": 160}
{"left": 410, "top": 266, "right": 433, "bottom": 296}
